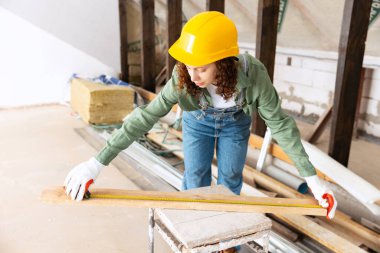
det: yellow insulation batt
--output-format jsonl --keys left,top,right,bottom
{"left": 70, "top": 78, "right": 134, "bottom": 125}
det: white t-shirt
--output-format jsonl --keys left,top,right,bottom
{"left": 206, "top": 84, "right": 236, "bottom": 109}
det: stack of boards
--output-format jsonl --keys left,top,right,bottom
{"left": 71, "top": 78, "right": 134, "bottom": 125}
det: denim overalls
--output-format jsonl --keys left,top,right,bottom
{"left": 182, "top": 88, "right": 251, "bottom": 195}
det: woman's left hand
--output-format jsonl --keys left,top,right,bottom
{"left": 304, "top": 175, "right": 337, "bottom": 219}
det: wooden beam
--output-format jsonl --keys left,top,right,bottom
{"left": 206, "top": 0, "right": 225, "bottom": 13}
{"left": 118, "top": 0, "right": 129, "bottom": 81}
{"left": 305, "top": 104, "right": 332, "bottom": 143}
{"left": 141, "top": 0, "right": 156, "bottom": 92}
{"left": 42, "top": 187, "right": 325, "bottom": 216}
{"left": 166, "top": 0, "right": 182, "bottom": 81}
{"left": 131, "top": 85, "right": 179, "bottom": 112}
{"left": 254, "top": 0, "right": 279, "bottom": 137}
{"left": 328, "top": 0, "right": 372, "bottom": 166}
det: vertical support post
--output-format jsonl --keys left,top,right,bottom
{"left": 148, "top": 208, "right": 155, "bottom": 253}
{"left": 141, "top": 0, "right": 156, "bottom": 92}
{"left": 206, "top": 0, "right": 225, "bottom": 13}
{"left": 166, "top": 0, "right": 182, "bottom": 81}
{"left": 328, "top": 0, "right": 372, "bottom": 166}
{"left": 118, "top": 0, "right": 129, "bottom": 81}
{"left": 254, "top": 0, "right": 279, "bottom": 137}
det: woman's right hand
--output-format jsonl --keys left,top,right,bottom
{"left": 64, "top": 157, "right": 105, "bottom": 201}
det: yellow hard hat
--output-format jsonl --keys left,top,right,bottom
{"left": 168, "top": 11, "right": 239, "bottom": 67}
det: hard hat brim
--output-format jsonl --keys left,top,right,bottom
{"left": 169, "top": 40, "right": 239, "bottom": 67}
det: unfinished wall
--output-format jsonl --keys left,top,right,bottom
{"left": 240, "top": 43, "right": 380, "bottom": 139}
{"left": 360, "top": 69, "right": 380, "bottom": 138}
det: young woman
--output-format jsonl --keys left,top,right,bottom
{"left": 64, "top": 11, "right": 337, "bottom": 222}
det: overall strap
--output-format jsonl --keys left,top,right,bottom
{"left": 199, "top": 92, "right": 209, "bottom": 110}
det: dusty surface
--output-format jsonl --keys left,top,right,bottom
{"left": 0, "top": 104, "right": 171, "bottom": 253}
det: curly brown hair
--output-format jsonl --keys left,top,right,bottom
{"left": 176, "top": 57, "right": 238, "bottom": 100}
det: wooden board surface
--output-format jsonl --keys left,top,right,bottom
{"left": 41, "top": 187, "right": 325, "bottom": 216}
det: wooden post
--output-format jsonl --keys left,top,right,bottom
{"left": 328, "top": 0, "right": 372, "bottom": 166}
{"left": 254, "top": 0, "right": 279, "bottom": 137}
{"left": 118, "top": 0, "right": 129, "bottom": 81}
{"left": 166, "top": 0, "right": 182, "bottom": 81}
{"left": 141, "top": 0, "right": 156, "bottom": 92}
{"left": 206, "top": 0, "right": 225, "bottom": 13}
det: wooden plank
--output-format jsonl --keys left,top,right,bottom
{"left": 118, "top": 0, "right": 129, "bottom": 81}
{"left": 41, "top": 187, "right": 325, "bottom": 216}
{"left": 132, "top": 85, "right": 179, "bottom": 112}
{"left": 253, "top": 0, "right": 279, "bottom": 137}
{"left": 309, "top": 216, "right": 365, "bottom": 247}
{"left": 328, "top": 0, "right": 372, "bottom": 166}
{"left": 305, "top": 104, "right": 332, "bottom": 143}
{"left": 166, "top": 0, "right": 182, "bottom": 81}
{"left": 132, "top": 85, "right": 157, "bottom": 101}
{"left": 141, "top": 0, "right": 155, "bottom": 92}
{"left": 206, "top": 0, "right": 225, "bottom": 13}
{"left": 279, "top": 215, "right": 367, "bottom": 253}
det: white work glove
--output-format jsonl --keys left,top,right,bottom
{"left": 304, "top": 175, "right": 337, "bottom": 219}
{"left": 64, "top": 157, "right": 105, "bottom": 201}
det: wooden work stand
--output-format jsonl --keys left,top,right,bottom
{"left": 148, "top": 185, "right": 272, "bottom": 253}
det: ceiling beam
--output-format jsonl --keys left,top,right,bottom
{"left": 328, "top": 0, "right": 372, "bottom": 166}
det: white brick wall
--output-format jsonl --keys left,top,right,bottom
{"left": 302, "top": 58, "right": 337, "bottom": 72}
{"left": 311, "top": 70, "right": 336, "bottom": 91}
{"left": 274, "top": 65, "right": 313, "bottom": 86}
{"left": 239, "top": 44, "right": 380, "bottom": 138}
{"left": 363, "top": 70, "right": 380, "bottom": 101}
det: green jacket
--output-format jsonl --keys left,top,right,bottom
{"left": 96, "top": 54, "right": 316, "bottom": 177}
